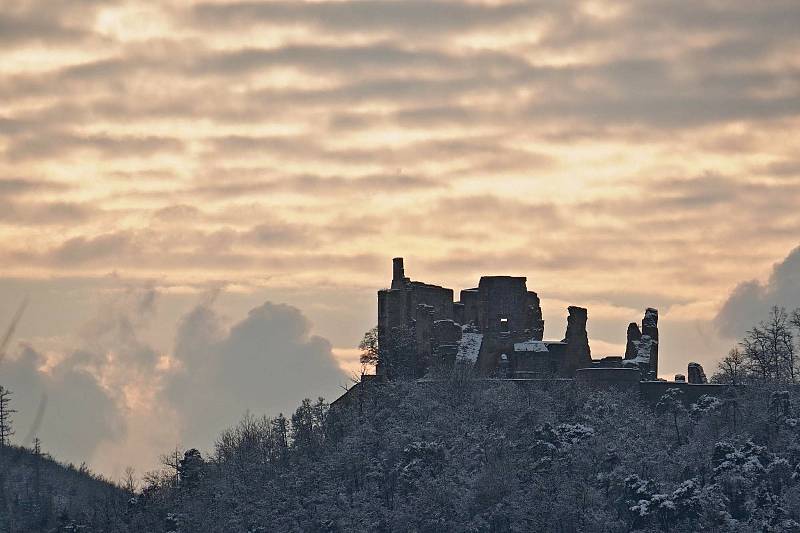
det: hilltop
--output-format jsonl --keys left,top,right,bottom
{"left": 0, "top": 443, "right": 129, "bottom": 531}
{"left": 119, "top": 377, "right": 800, "bottom": 532}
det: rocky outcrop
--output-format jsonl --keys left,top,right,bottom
{"left": 687, "top": 362, "right": 708, "bottom": 384}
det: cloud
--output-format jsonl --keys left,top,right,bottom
{"left": 190, "top": 1, "right": 537, "bottom": 35}
{"left": 0, "top": 200, "right": 94, "bottom": 226}
{"left": 0, "top": 9, "right": 91, "bottom": 46}
{"left": 50, "top": 232, "right": 132, "bottom": 266}
{"left": 152, "top": 204, "right": 203, "bottom": 222}
{"left": 245, "top": 221, "right": 316, "bottom": 248}
{"left": 1, "top": 280, "right": 349, "bottom": 474}
{"left": 191, "top": 43, "right": 520, "bottom": 76}
{"left": 164, "top": 300, "right": 348, "bottom": 448}
{"left": 0, "top": 344, "right": 122, "bottom": 465}
{"left": 4, "top": 131, "right": 185, "bottom": 161}
{"left": 715, "top": 245, "right": 800, "bottom": 338}
{"left": 188, "top": 171, "right": 444, "bottom": 199}
{"left": 0, "top": 177, "right": 70, "bottom": 197}
{"left": 0, "top": 284, "right": 163, "bottom": 467}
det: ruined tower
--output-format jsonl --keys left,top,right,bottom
{"left": 377, "top": 258, "right": 454, "bottom": 378}
{"left": 560, "top": 306, "right": 592, "bottom": 376}
{"left": 622, "top": 308, "right": 659, "bottom": 379}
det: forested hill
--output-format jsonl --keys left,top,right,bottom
{"left": 121, "top": 377, "right": 800, "bottom": 532}
{"left": 0, "top": 443, "right": 129, "bottom": 531}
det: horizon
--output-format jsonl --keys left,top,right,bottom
{"left": 1, "top": 0, "right": 799, "bottom": 481}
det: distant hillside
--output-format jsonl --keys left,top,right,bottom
{"left": 0, "top": 443, "right": 129, "bottom": 532}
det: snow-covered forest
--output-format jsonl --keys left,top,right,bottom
{"left": 5, "top": 381, "right": 800, "bottom": 532}
{"left": 114, "top": 375, "right": 800, "bottom": 533}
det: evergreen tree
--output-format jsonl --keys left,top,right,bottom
{"left": 177, "top": 449, "right": 204, "bottom": 492}
{"left": 0, "top": 386, "right": 15, "bottom": 446}
{"left": 656, "top": 388, "right": 687, "bottom": 445}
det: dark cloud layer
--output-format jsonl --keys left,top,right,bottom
{"left": 0, "top": 199, "right": 93, "bottom": 226}
{"left": 715, "top": 245, "right": 800, "bottom": 339}
{"left": 191, "top": 0, "right": 535, "bottom": 34}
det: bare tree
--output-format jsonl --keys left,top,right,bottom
{"left": 32, "top": 437, "right": 42, "bottom": 511}
{"left": 740, "top": 306, "right": 796, "bottom": 384}
{"left": 712, "top": 347, "right": 747, "bottom": 385}
{"left": 0, "top": 385, "right": 15, "bottom": 446}
{"left": 122, "top": 466, "right": 138, "bottom": 494}
{"left": 358, "top": 325, "right": 379, "bottom": 376}
{"left": 160, "top": 447, "right": 182, "bottom": 488}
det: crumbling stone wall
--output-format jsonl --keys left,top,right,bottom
{"left": 526, "top": 291, "right": 545, "bottom": 341}
{"left": 687, "top": 362, "right": 708, "bottom": 384}
{"left": 459, "top": 289, "right": 480, "bottom": 325}
{"left": 625, "top": 322, "right": 642, "bottom": 359}
{"left": 378, "top": 258, "right": 659, "bottom": 384}
{"left": 433, "top": 319, "right": 462, "bottom": 346}
{"left": 576, "top": 367, "right": 641, "bottom": 388}
{"left": 477, "top": 276, "right": 530, "bottom": 334}
{"left": 413, "top": 304, "right": 435, "bottom": 377}
{"left": 377, "top": 258, "right": 454, "bottom": 377}
{"left": 409, "top": 282, "right": 454, "bottom": 322}
{"left": 475, "top": 332, "right": 515, "bottom": 375}
{"left": 513, "top": 351, "right": 561, "bottom": 378}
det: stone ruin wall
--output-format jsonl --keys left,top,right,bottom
{"left": 377, "top": 257, "right": 708, "bottom": 386}
{"left": 378, "top": 258, "right": 592, "bottom": 379}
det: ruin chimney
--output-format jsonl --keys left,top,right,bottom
{"left": 391, "top": 257, "right": 405, "bottom": 289}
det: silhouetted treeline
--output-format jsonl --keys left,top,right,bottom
{"left": 0, "top": 443, "right": 129, "bottom": 532}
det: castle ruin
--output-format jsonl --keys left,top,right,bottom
{"left": 377, "top": 257, "right": 660, "bottom": 382}
{"left": 332, "top": 258, "right": 722, "bottom": 411}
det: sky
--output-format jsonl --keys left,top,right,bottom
{"left": 1, "top": 0, "right": 799, "bottom": 480}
